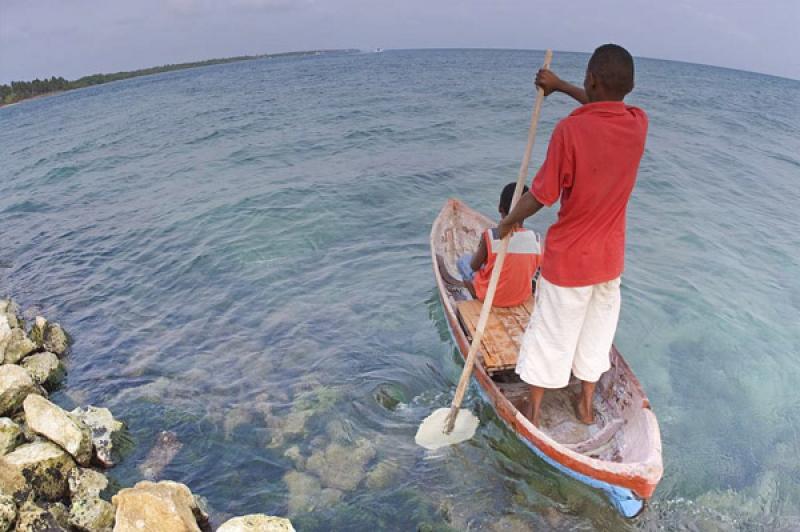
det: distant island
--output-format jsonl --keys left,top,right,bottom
{"left": 0, "top": 49, "right": 359, "bottom": 106}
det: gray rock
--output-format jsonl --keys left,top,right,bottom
{"left": 42, "top": 322, "right": 68, "bottom": 356}
{"left": 217, "top": 514, "right": 296, "bottom": 532}
{"left": 24, "top": 395, "right": 93, "bottom": 465}
{"left": 3, "top": 329, "right": 36, "bottom": 365}
{"left": 0, "top": 301, "right": 21, "bottom": 330}
{"left": 0, "top": 365, "right": 42, "bottom": 417}
{"left": 112, "top": 480, "right": 202, "bottom": 532}
{"left": 0, "top": 418, "right": 22, "bottom": 456}
{"left": 305, "top": 438, "right": 376, "bottom": 491}
{"left": 71, "top": 406, "right": 124, "bottom": 468}
{"left": 68, "top": 497, "right": 115, "bottom": 532}
{"left": 0, "top": 495, "right": 15, "bottom": 532}
{"left": 68, "top": 467, "right": 110, "bottom": 500}
{"left": 0, "top": 316, "right": 10, "bottom": 365}
{"left": 28, "top": 317, "right": 46, "bottom": 348}
{"left": 20, "top": 352, "right": 65, "bottom": 389}
{"left": 138, "top": 430, "right": 182, "bottom": 480}
{"left": 13, "top": 500, "right": 69, "bottom": 531}
{"left": 0, "top": 441, "right": 76, "bottom": 502}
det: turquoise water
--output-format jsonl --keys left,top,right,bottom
{"left": 1, "top": 49, "right": 799, "bottom": 530}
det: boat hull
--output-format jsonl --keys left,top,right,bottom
{"left": 430, "top": 198, "right": 662, "bottom": 517}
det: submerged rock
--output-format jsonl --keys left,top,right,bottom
{"left": 0, "top": 495, "right": 16, "bottom": 532}
{"left": 71, "top": 405, "right": 125, "bottom": 467}
{"left": 217, "top": 514, "right": 296, "bottom": 532}
{"left": 283, "top": 470, "right": 343, "bottom": 516}
{"left": 69, "top": 497, "right": 115, "bottom": 532}
{"left": 24, "top": 395, "right": 93, "bottom": 465}
{"left": 13, "top": 500, "right": 69, "bottom": 531}
{"left": 68, "top": 467, "right": 110, "bottom": 501}
{"left": 365, "top": 459, "right": 400, "bottom": 490}
{"left": 112, "top": 480, "right": 203, "bottom": 532}
{"left": 138, "top": 430, "right": 183, "bottom": 480}
{"left": 42, "top": 322, "right": 69, "bottom": 356}
{"left": 305, "top": 438, "right": 376, "bottom": 491}
{"left": 0, "top": 365, "right": 41, "bottom": 417}
{"left": 0, "top": 441, "right": 76, "bottom": 501}
{"left": 21, "top": 352, "right": 65, "bottom": 389}
{"left": 0, "top": 418, "right": 22, "bottom": 456}
{"left": 3, "top": 328, "right": 36, "bottom": 365}
{"left": 283, "top": 445, "right": 305, "bottom": 469}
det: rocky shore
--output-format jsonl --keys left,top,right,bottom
{"left": 0, "top": 299, "right": 295, "bottom": 532}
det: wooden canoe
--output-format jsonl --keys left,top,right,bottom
{"left": 430, "top": 198, "right": 663, "bottom": 517}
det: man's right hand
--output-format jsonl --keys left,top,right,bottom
{"left": 535, "top": 69, "right": 563, "bottom": 96}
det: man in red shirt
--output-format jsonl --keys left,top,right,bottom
{"left": 498, "top": 44, "right": 648, "bottom": 427}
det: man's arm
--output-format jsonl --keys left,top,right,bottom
{"left": 536, "top": 69, "right": 589, "bottom": 105}
{"left": 497, "top": 193, "right": 545, "bottom": 239}
{"left": 469, "top": 235, "right": 488, "bottom": 272}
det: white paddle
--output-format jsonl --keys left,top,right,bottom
{"left": 416, "top": 49, "right": 553, "bottom": 450}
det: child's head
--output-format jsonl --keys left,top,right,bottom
{"left": 499, "top": 182, "right": 529, "bottom": 218}
{"left": 584, "top": 44, "right": 635, "bottom": 102}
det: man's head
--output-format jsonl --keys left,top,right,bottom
{"left": 584, "top": 44, "right": 635, "bottom": 102}
{"left": 499, "top": 182, "right": 529, "bottom": 218}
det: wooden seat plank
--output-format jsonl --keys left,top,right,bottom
{"left": 457, "top": 299, "right": 534, "bottom": 373}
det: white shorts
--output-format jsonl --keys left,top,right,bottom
{"left": 515, "top": 275, "right": 621, "bottom": 388}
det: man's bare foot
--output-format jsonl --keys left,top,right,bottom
{"left": 575, "top": 397, "right": 594, "bottom": 425}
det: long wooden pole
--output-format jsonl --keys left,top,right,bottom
{"left": 444, "top": 49, "right": 553, "bottom": 434}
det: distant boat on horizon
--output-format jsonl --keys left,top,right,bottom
{"left": 374, "top": 48, "right": 384, "bottom": 53}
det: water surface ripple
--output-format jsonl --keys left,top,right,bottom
{"left": 1, "top": 50, "right": 799, "bottom": 531}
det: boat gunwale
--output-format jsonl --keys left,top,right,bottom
{"left": 429, "top": 198, "right": 662, "bottom": 500}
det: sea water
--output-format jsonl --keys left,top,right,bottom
{"left": 1, "top": 49, "right": 799, "bottom": 531}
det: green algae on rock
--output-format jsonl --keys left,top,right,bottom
{"left": 0, "top": 418, "right": 22, "bottom": 456}
{"left": 68, "top": 496, "right": 115, "bottom": 532}
{"left": 0, "top": 441, "right": 76, "bottom": 502}
{"left": 68, "top": 467, "right": 111, "bottom": 501}
{"left": 42, "top": 322, "right": 69, "bottom": 357}
{"left": 0, "top": 495, "right": 15, "bottom": 532}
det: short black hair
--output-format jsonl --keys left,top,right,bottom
{"left": 500, "top": 182, "right": 529, "bottom": 214}
{"left": 588, "top": 44, "right": 635, "bottom": 98}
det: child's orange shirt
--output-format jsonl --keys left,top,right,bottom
{"left": 473, "top": 228, "right": 541, "bottom": 307}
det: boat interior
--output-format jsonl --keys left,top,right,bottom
{"left": 434, "top": 200, "right": 654, "bottom": 464}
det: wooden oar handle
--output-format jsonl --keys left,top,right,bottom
{"left": 444, "top": 50, "right": 553, "bottom": 434}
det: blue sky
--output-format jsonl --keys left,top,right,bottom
{"left": 1, "top": 0, "right": 798, "bottom": 83}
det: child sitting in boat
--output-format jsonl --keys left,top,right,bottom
{"left": 456, "top": 182, "right": 541, "bottom": 307}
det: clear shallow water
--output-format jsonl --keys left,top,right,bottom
{"left": 1, "top": 49, "right": 799, "bottom": 530}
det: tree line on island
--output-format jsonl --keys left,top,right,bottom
{"left": 0, "top": 49, "right": 359, "bottom": 106}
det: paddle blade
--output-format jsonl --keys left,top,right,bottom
{"left": 415, "top": 407, "right": 479, "bottom": 450}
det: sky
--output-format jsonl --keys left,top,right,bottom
{"left": 1, "top": 0, "right": 798, "bottom": 83}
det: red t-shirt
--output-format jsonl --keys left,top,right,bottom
{"left": 531, "top": 101, "right": 648, "bottom": 287}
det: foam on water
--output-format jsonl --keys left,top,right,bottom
{"left": 1, "top": 50, "right": 799, "bottom": 530}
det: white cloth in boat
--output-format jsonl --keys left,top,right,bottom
{"left": 516, "top": 275, "right": 621, "bottom": 388}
